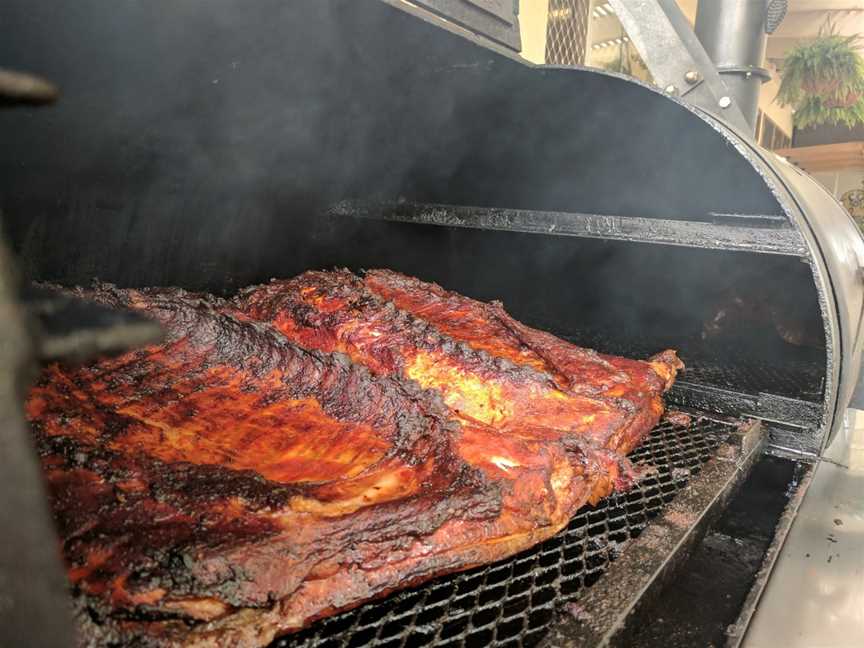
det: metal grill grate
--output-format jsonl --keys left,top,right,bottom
{"left": 681, "top": 357, "right": 824, "bottom": 402}
{"left": 545, "top": 0, "right": 590, "bottom": 65}
{"left": 559, "top": 330, "right": 824, "bottom": 403}
{"left": 273, "top": 417, "right": 736, "bottom": 648}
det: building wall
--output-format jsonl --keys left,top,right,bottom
{"left": 676, "top": 0, "right": 698, "bottom": 24}
{"left": 794, "top": 123, "right": 864, "bottom": 148}
{"left": 520, "top": 0, "right": 550, "bottom": 63}
{"left": 811, "top": 168, "right": 864, "bottom": 200}
{"left": 583, "top": 2, "right": 650, "bottom": 81}
{"left": 759, "top": 61, "right": 793, "bottom": 139}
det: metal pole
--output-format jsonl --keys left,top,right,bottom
{"left": 0, "top": 68, "right": 71, "bottom": 647}
{"left": 695, "top": 0, "right": 771, "bottom": 131}
{"left": 0, "top": 242, "right": 74, "bottom": 647}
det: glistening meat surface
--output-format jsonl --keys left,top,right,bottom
{"left": 233, "top": 270, "right": 681, "bottom": 456}
{"left": 27, "top": 272, "right": 682, "bottom": 647}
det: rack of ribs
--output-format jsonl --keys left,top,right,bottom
{"left": 26, "top": 271, "right": 682, "bottom": 647}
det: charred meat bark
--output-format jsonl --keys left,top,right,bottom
{"left": 233, "top": 270, "right": 681, "bottom": 456}
{"left": 27, "top": 272, "right": 681, "bottom": 647}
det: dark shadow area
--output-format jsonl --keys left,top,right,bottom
{"left": 0, "top": 0, "right": 823, "bottom": 409}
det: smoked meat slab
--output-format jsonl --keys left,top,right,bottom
{"left": 27, "top": 271, "right": 681, "bottom": 646}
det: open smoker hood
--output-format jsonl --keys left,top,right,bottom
{"left": 2, "top": 0, "right": 861, "bottom": 453}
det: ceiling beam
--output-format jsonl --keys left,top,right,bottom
{"left": 776, "top": 141, "right": 864, "bottom": 171}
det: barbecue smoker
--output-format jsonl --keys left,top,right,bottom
{"left": 2, "top": 0, "right": 864, "bottom": 647}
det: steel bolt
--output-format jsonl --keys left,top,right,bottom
{"left": 684, "top": 71, "right": 700, "bottom": 85}
{"left": 718, "top": 96, "right": 732, "bottom": 109}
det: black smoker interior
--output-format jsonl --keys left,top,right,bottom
{"left": 0, "top": 0, "right": 830, "bottom": 450}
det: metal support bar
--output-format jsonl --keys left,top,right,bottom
{"left": 329, "top": 201, "right": 807, "bottom": 256}
{"left": 608, "top": 0, "right": 751, "bottom": 132}
{"left": 399, "top": 0, "right": 521, "bottom": 50}
{"left": 668, "top": 382, "right": 823, "bottom": 430}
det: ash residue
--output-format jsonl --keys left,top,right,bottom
{"left": 564, "top": 601, "right": 592, "bottom": 623}
{"left": 664, "top": 410, "right": 692, "bottom": 427}
{"left": 634, "top": 463, "right": 660, "bottom": 481}
{"left": 671, "top": 467, "right": 692, "bottom": 481}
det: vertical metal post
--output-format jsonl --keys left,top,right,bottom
{"left": 694, "top": 0, "right": 771, "bottom": 131}
{"left": 0, "top": 243, "right": 74, "bottom": 647}
{"left": 0, "top": 68, "right": 72, "bottom": 647}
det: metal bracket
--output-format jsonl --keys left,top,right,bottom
{"left": 607, "top": 0, "right": 751, "bottom": 132}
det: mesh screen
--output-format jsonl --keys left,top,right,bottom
{"left": 681, "top": 357, "right": 823, "bottom": 402}
{"left": 558, "top": 331, "right": 824, "bottom": 403}
{"left": 545, "top": 0, "right": 590, "bottom": 65}
{"left": 273, "top": 417, "right": 736, "bottom": 648}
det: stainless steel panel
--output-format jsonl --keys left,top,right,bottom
{"left": 743, "top": 409, "right": 864, "bottom": 647}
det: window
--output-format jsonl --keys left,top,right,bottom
{"left": 755, "top": 109, "right": 791, "bottom": 151}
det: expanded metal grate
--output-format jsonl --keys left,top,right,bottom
{"left": 545, "top": 0, "right": 590, "bottom": 66}
{"left": 273, "top": 417, "right": 736, "bottom": 648}
{"left": 559, "top": 330, "right": 824, "bottom": 403}
{"left": 681, "top": 356, "right": 824, "bottom": 402}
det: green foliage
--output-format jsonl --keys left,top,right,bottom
{"left": 777, "top": 26, "right": 864, "bottom": 128}
{"left": 791, "top": 95, "right": 864, "bottom": 129}
{"left": 778, "top": 35, "right": 864, "bottom": 104}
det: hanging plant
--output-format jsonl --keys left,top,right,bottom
{"left": 791, "top": 95, "right": 864, "bottom": 129}
{"left": 777, "top": 23, "right": 864, "bottom": 128}
{"left": 826, "top": 88, "right": 861, "bottom": 108}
